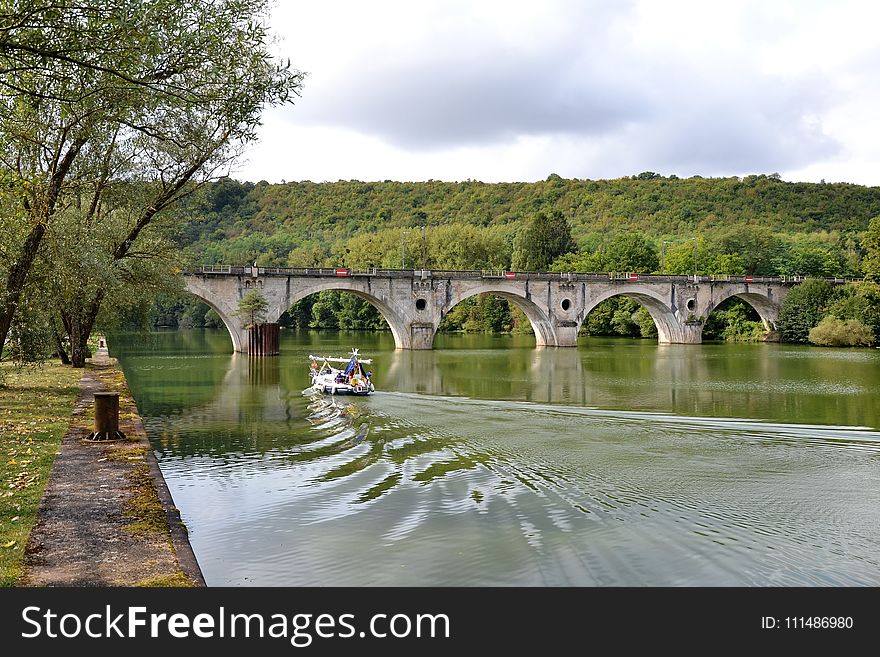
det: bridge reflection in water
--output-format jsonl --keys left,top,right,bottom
{"left": 112, "top": 330, "right": 880, "bottom": 586}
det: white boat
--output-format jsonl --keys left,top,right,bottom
{"left": 308, "top": 349, "right": 375, "bottom": 395}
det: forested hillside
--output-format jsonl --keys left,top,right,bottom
{"left": 179, "top": 173, "right": 880, "bottom": 275}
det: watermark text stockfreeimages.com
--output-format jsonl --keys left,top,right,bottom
{"left": 21, "top": 605, "right": 450, "bottom": 647}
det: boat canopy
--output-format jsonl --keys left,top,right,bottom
{"left": 308, "top": 354, "right": 373, "bottom": 364}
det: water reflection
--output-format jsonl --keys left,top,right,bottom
{"left": 111, "top": 329, "right": 880, "bottom": 586}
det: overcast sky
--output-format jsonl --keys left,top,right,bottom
{"left": 230, "top": 0, "right": 880, "bottom": 185}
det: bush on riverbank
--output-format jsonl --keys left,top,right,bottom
{"left": 808, "top": 317, "right": 875, "bottom": 347}
{"left": 777, "top": 279, "right": 836, "bottom": 343}
{"left": 778, "top": 279, "right": 880, "bottom": 346}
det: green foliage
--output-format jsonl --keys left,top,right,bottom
{"left": 0, "top": 0, "right": 303, "bottom": 360}
{"left": 581, "top": 297, "right": 656, "bottom": 338}
{"left": 233, "top": 290, "right": 268, "bottom": 329}
{"left": 176, "top": 176, "right": 880, "bottom": 278}
{"left": 119, "top": 294, "right": 215, "bottom": 329}
{"left": 774, "top": 280, "right": 880, "bottom": 346}
{"left": 703, "top": 298, "right": 766, "bottom": 342}
{"left": 824, "top": 281, "right": 880, "bottom": 337}
{"left": 773, "top": 234, "right": 848, "bottom": 277}
{"left": 281, "top": 298, "right": 316, "bottom": 329}
{"left": 511, "top": 210, "right": 576, "bottom": 271}
{"left": 204, "top": 309, "right": 223, "bottom": 329}
{"left": 581, "top": 299, "right": 617, "bottom": 335}
{"left": 635, "top": 307, "right": 658, "bottom": 338}
{"left": 808, "top": 317, "right": 875, "bottom": 347}
{"left": 863, "top": 217, "right": 880, "bottom": 281}
{"left": 336, "top": 224, "right": 513, "bottom": 271}
{"left": 309, "top": 294, "right": 339, "bottom": 330}
{"left": 602, "top": 233, "right": 659, "bottom": 272}
{"left": 438, "top": 295, "right": 513, "bottom": 333}
{"left": 305, "top": 292, "right": 387, "bottom": 331}
{"left": 777, "top": 279, "right": 835, "bottom": 343}
{"left": 1, "top": 281, "right": 56, "bottom": 364}
{"left": 713, "top": 226, "right": 783, "bottom": 275}
{"left": 549, "top": 233, "right": 659, "bottom": 273}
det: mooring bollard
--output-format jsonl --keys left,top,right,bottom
{"left": 86, "top": 392, "right": 127, "bottom": 442}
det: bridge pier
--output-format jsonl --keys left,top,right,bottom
{"left": 677, "top": 321, "right": 705, "bottom": 344}
{"left": 552, "top": 323, "right": 580, "bottom": 347}
{"left": 409, "top": 323, "right": 438, "bottom": 349}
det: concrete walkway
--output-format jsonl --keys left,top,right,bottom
{"left": 21, "top": 344, "right": 204, "bottom": 586}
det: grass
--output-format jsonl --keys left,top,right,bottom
{"left": 0, "top": 360, "right": 81, "bottom": 586}
{"left": 121, "top": 463, "right": 169, "bottom": 536}
{"left": 136, "top": 572, "right": 198, "bottom": 587}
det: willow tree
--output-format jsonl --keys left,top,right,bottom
{"left": 0, "top": 0, "right": 304, "bottom": 363}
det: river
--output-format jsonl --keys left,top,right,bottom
{"left": 110, "top": 329, "right": 880, "bottom": 586}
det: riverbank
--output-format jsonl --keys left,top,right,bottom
{"left": 0, "top": 361, "right": 81, "bottom": 586}
{"left": 3, "top": 346, "right": 203, "bottom": 586}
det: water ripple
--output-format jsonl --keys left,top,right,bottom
{"left": 149, "top": 384, "right": 880, "bottom": 586}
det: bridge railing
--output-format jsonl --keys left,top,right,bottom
{"left": 197, "top": 264, "right": 235, "bottom": 274}
{"left": 187, "top": 266, "right": 855, "bottom": 285}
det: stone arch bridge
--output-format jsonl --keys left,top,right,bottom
{"left": 182, "top": 265, "right": 804, "bottom": 353}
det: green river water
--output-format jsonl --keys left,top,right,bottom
{"left": 110, "top": 330, "right": 880, "bottom": 586}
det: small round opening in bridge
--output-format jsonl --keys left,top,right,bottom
{"left": 561, "top": 298, "right": 572, "bottom": 311}
{"left": 686, "top": 298, "right": 696, "bottom": 312}
{"left": 415, "top": 298, "right": 427, "bottom": 311}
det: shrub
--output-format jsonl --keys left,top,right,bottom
{"left": 825, "top": 281, "right": 880, "bottom": 337}
{"left": 778, "top": 279, "right": 834, "bottom": 343}
{"left": 807, "top": 317, "right": 875, "bottom": 347}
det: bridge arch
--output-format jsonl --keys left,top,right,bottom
{"left": 704, "top": 289, "right": 781, "bottom": 331}
{"left": 182, "top": 285, "right": 247, "bottom": 353}
{"left": 284, "top": 282, "right": 412, "bottom": 350}
{"left": 582, "top": 288, "right": 684, "bottom": 343}
{"left": 193, "top": 295, "right": 243, "bottom": 352}
{"left": 440, "top": 285, "right": 558, "bottom": 346}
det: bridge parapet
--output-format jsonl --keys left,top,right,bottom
{"left": 187, "top": 265, "right": 839, "bottom": 286}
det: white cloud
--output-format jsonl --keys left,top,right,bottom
{"left": 236, "top": 0, "right": 880, "bottom": 184}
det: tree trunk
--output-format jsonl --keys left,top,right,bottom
{"left": 0, "top": 137, "right": 85, "bottom": 360}
{"left": 62, "top": 291, "right": 104, "bottom": 368}
{"left": 0, "top": 223, "right": 47, "bottom": 360}
{"left": 67, "top": 312, "right": 86, "bottom": 368}
{"left": 52, "top": 322, "right": 71, "bottom": 365}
